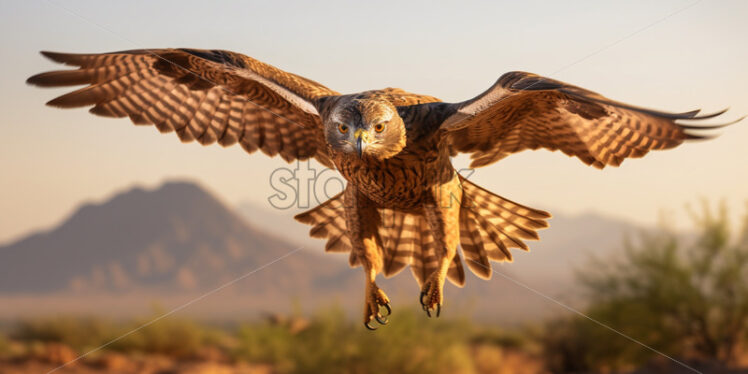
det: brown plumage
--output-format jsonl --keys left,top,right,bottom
{"left": 27, "top": 48, "right": 739, "bottom": 329}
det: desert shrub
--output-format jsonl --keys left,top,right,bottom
{"left": 11, "top": 316, "right": 122, "bottom": 352}
{"left": 470, "top": 326, "right": 527, "bottom": 350}
{"left": 9, "top": 312, "right": 228, "bottom": 359}
{"left": 111, "top": 315, "right": 225, "bottom": 358}
{"left": 234, "top": 306, "right": 475, "bottom": 374}
{"left": 542, "top": 202, "right": 748, "bottom": 372}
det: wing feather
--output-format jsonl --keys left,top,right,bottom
{"left": 27, "top": 48, "right": 339, "bottom": 167}
{"left": 437, "top": 71, "right": 738, "bottom": 169}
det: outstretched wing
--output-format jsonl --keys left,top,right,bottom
{"left": 437, "top": 71, "right": 738, "bottom": 168}
{"left": 27, "top": 48, "right": 339, "bottom": 167}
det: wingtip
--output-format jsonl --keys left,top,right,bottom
{"left": 684, "top": 133, "right": 719, "bottom": 141}
{"left": 28, "top": 52, "right": 74, "bottom": 86}
{"left": 45, "top": 95, "right": 80, "bottom": 109}
{"left": 679, "top": 114, "right": 745, "bottom": 130}
{"left": 40, "top": 51, "right": 66, "bottom": 63}
{"left": 679, "top": 109, "right": 701, "bottom": 118}
{"left": 45, "top": 97, "right": 64, "bottom": 108}
{"left": 26, "top": 73, "right": 43, "bottom": 86}
{"left": 692, "top": 107, "right": 729, "bottom": 120}
{"left": 532, "top": 209, "right": 552, "bottom": 220}
{"left": 38, "top": 50, "right": 91, "bottom": 66}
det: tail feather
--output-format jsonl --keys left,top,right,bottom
{"left": 465, "top": 180, "right": 550, "bottom": 223}
{"left": 458, "top": 208, "right": 493, "bottom": 279}
{"left": 400, "top": 214, "right": 465, "bottom": 287}
{"left": 380, "top": 211, "right": 414, "bottom": 278}
{"left": 410, "top": 218, "right": 438, "bottom": 287}
{"left": 447, "top": 252, "right": 466, "bottom": 287}
{"left": 473, "top": 210, "right": 515, "bottom": 259}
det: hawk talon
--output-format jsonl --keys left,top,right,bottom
{"left": 420, "top": 273, "right": 444, "bottom": 318}
{"left": 363, "top": 283, "right": 391, "bottom": 329}
{"left": 424, "top": 303, "right": 441, "bottom": 318}
{"left": 419, "top": 290, "right": 433, "bottom": 307}
{"left": 364, "top": 321, "right": 377, "bottom": 331}
{"left": 381, "top": 303, "right": 392, "bottom": 317}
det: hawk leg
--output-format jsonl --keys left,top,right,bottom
{"left": 344, "top": 186, "right": 391, "bottom": 330}
{"left": 420, "top": 176, "right": 463, "bottom": 317}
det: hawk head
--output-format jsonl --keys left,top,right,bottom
{"left": 322, "top": 97, "right": 407, "bottom": 160}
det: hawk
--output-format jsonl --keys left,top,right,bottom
{"left": 27, "top": 48, "right": 737, "bottom": 329}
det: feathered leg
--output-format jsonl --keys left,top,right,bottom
{"left": 343, "top": 186, "right": 391, "bottom": 330}
{"left": 420, "top": 176, "right": 463, "bottom": 317}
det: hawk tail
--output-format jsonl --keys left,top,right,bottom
{"left": 293, "top": 179, "right": 551, "bottom": 286}
{"left": 294, "top": 192, "right": 467, "bottom": 288}
{"left": 457, "top": 177, "right": 551, "bottom": 279}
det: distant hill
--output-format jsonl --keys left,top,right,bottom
{"left": 0, "top": 180, "right": 647, "bottom": 324}
{"left": 0, "top": 181, "right": 331, "bottom": 293}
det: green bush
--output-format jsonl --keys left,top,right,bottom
{"left": 234, "top": 306, "right": 476, "bottom": 374}
{"left": 11, "top": 316, "right": 122, "bottom": 352}
{"left": 112, "top": 317, "right": 198, "bottom": 358}
{"left": 9, "top": 313, "right": 228, "bottom": 359}
{"left": 542, "top": 202, "right": 748, "bottom": 372}
{"left": 110, "top": 314, "right": 229, "bottom": 359}
{"left": 470, "top": 326, "right": 526, "bottom": 350}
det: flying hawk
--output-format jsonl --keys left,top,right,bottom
{"left": 27, "top": 48, "right": 737, "bottom": 329}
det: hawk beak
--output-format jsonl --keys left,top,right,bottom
{"left": 356, "top": 137, "right": 365, "bottom": 158}
{"left": 354, "top": 129, "right": 368, "bottom": 158}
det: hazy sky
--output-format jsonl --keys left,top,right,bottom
{"left": 1, "top": 0, "right": 747, "bottom": 244}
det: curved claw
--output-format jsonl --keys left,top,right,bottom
{"left": 375, "top": 314, "right": 388, "bottom": 325}
{"left": 436, "top": 304, "right": 441, "bottom": 318}
{"left": 419, "top": 291, "right": 427, "bottom": 307}
{"left": 364, "top": 321, "right": 378, "bottom": 331}
{"left": 381, "top": 303, "right": 392, "bottom": 317}
{"left": 426, "top": 308, "right": 431, "bottom": 318}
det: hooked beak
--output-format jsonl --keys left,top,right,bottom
{"left": 356, "top": 137, "right": 365, "bottom": 158}
{"left": 354, "top": 129, "right": 368, "bottom": 158}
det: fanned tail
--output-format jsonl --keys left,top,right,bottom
{"left": 294, "top": 193, "right": 467, "bottom": 287}
{"left": 458, "top": 177, "right": 551, "bottom": 279}
{"left": 294, "top": 178, "right": 550, "bottom": 286}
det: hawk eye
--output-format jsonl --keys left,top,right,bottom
{"left": 338, "top": 124, "right": 349, "bottom": 134}
{"left": 374, "top": 123, "right": 385, "bottom": 133}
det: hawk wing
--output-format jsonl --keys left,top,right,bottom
{"left": 437, "top": 71, "right": 738, "bottom": 168}
{"left": 27, "top": 48, "right": 338, "bottom": 167}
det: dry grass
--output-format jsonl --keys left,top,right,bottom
{"left": 0, "top": 307, "right": 543, "bottom": 374}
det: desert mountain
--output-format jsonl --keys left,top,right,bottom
{"left": 0, "top": 181, "right": 349, "bottom": 295}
